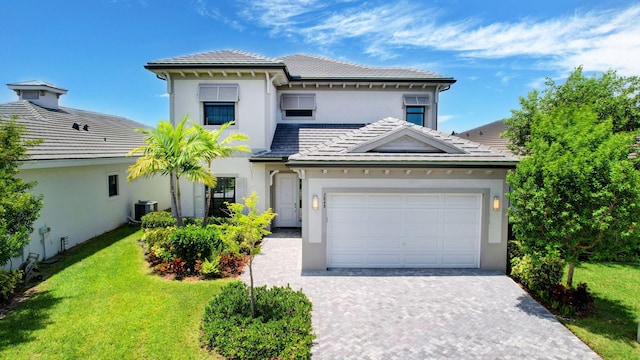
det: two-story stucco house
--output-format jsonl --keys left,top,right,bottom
{"left": 145, "top": 50, "right": 518, "bottom": 272}
{"left": 0, "top": 81, "right": 170, "bottom": 269}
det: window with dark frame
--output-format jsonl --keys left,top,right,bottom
{"left": 108, "top": 174, "right": 119, "bottom": 197}
{"left": 204, "top": 102, "right": 235, "bottom": 125}
{"left": 208, "top": 177, "right": 236, "bottom": 218}
{"left": 406, "top": 106, "right": 426, "bottom": 126}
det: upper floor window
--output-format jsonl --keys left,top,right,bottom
{"left": 199, "top": 84, "right": 239, "bottom": 125}
{"left": 204, "top": 102, "right": 234, "bottom": 125}
{"left": 403, "top": 94, "right": 430, "bottom": 127}
{"left": 406, "top": 106, "right": 425, "bottom": 126}
{"left": 281, "top": 94, "right": 316, "bottom": 119}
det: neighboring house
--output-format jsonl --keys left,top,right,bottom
{"left": 145, "top": 50, "right": 519, "bottom": 272}
{"left": 458, "top": 119, "right": 511, "bottom": 152}
{"left": 0, "top": 81, "right": 170, "bottom": 269}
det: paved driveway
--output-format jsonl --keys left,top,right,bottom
{"left": 242, "top": 230, "right": 600, "bottom": 360}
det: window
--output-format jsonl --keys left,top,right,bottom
{"left": 22, "top": 90, "right": 39, "bottom": 100}
{"left": 199, "top": 84, "right": 239, "bottom": 125}
{"left": 406, "top": 106, "right": 425, "bottom": 126}
{"left": 108, "top": 174, "right": 119, "bottom": 197}
{"left": 204, "top": 102, "right": 235, "bottom": 125}
{"left": 208, "top": 177, "right": 235, "bottom": 218}
{"left": 403, "top": 94, "right": 430, "bottom": 127}
{"left": 281, "top": 94, "right": 316, "bottom": 119}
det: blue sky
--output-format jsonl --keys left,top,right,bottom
{"left": 2, "top": 0, "right": 639, "bottom": 133}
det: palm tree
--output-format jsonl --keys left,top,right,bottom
{"left": 127, "top": 115, "right": 216, "bottom": 227}
{"left": 193, "top": 122, "right": 250, "bottom": 226}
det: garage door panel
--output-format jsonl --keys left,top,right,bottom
{"left": 444, "top": 194, "right": 480, "bottom": 206}
{"left": 405, "top": 209, "right": 442, "bottom": 223}
{"left": 441, "top": 254, "right": 477, "bottom": 267}
{"left": 367, "top": 254, "right": 403, "bottom": 267}
{"left": 404, "top": 254, "right": 440, "bottom": 267}
{"left": 369, "top": 194, "right": 403, "bottom": 206}
{"left": 404, "top": 236, "right": 439, "bottom": 251}
{"left": 327, "top": 192, "right": 481, "bottom": 268}
{"left": 405, "top": 194, "right": 441, "bottom": 207}
{"left": 406, "top": 223, "right": 441, "bottom": 237}
{"left": 444, "top": 209, "right": 479, "bottom": 224}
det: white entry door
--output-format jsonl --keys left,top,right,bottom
{"left": 274, "top": 173, "right": 300, "bottom": 227}
{"left": 327, "top": 192, "right": 482, "bottom": 268}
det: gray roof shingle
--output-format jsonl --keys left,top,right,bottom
{"left": 279, "top": 54, "right": 452, "bottom": 80}
{"left": 288, "top": 118, "right": 519, "bottom": 166}
{"left": 253, "top": 123, "right": 364, "bottom": 159}
{"left": 0, "top": 101, "right": 147, "bottom": 161}
{"left": 147, "top": 49, "right": 283, "bottom": 66}
{"left": 146, "top": 50, "right": 455, "bottom": 82}
{"left": 459, "top": 120, "right": 512, "bottom": 153}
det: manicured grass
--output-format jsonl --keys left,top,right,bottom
{"left": 562, "top": 262, "right": 640, "bottom": 360}
{"left": 0, "top": 226, "right": 234, "bottom": 359}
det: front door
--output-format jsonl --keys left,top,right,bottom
{"left": 274, "top": 173, "right": 300, "bottom": 227}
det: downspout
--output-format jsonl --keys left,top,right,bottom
{"left": 433, "top": 84, "right": 452, "bottom": 130}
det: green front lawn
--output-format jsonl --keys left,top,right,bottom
{"left": 562, "top": 262, "right": 640, "bottom": 360}
{"left": 0, "top": 226, "right": 234, "bottom": 359}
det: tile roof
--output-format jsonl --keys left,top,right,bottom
{"left": 278, "top": 54, "right": 452, "bottom": 80}
{"left": 146, "top": 50, "right": 454, "bottom": 82}
{"left": 0, "top": 101, "right": 147, "bottom": 161}
{"left": 288, "top": 118, "right": 519, "bottom": 166}
{"left": 458, "top": 120, "right": 512, "bottom": 153}
{"left": 147, "top": 49, "right": 283, "bottom": 66}
{"left": 253, "top": 124, "right": 364, "bottom": 159}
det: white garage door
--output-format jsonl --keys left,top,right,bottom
{"left": 326, "top": 193, "right": 482, "bottom": 268}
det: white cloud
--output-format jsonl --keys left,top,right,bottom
{"left": 438, "top": 115, "right": 454, "bottom": 123}
{"left": 190, "top": 0, "right": 244, "bottom": 31}
{"left": 234, "top": 1, "right": 640, "bottom": 75}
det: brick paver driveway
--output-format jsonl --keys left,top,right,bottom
{"left": 242, "top": 230, "right": 600, "bottom": 360}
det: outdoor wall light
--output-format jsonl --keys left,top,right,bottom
{"left": 492, "top": 196, "right": 501, "bottom": 211}
{"left": 312, "top": 195, "right": 319, "bottom": 210}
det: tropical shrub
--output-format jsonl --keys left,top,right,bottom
{"left": 0, "top": 269, "right": 23, "bottom": 302}
{"left": 141, "top": 211, "right": 176, "bottom": 229}
{"left": 200, "top": 256, "right": 221, "bottom": 278}
{"left": 510, "top": 252, "right": 565, "bottom": 293}
{"left": 549, "top": 283, "right": 594, "bottom": 318}
{"left": 202, "top": 282, "right": 314, "bottom": 360}
{"left": 169, "top": 225, "right": 222, "bottom": 272}
{"left": 141, "top": 226, "right": 176, "bottom": 248}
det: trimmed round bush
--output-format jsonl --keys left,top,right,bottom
{"left": 141, "top": 211, "right": 177, "bottom": 229}
{"left": 511, "top": 253, "right": 565, "bottom": 292}
{"left": 202, "top": 282, "right": 315, "bottom": 360}
{"left": 170, "top": 225, "right": 222, "bottom": 271}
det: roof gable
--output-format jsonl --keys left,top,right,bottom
{"left": 348, "top": 126, "right": 465, "bottom": 154}
{"left": 289, "top": 118, "right": 519, "bottom": 166}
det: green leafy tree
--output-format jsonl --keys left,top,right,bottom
{"left": 127, "top": 115, "right": 215, "bottom": 227}
{"left": 504, "top": 67, "right": 640, "bottom": 155}
{"left": 217, "top": 192, "right": 276, "bottom": 318}
{"left": 507, "top": 106, "right": 640, "bottom": 286}
{"left": 192, "top": 122, "right": 250, "bottom": 227}
{"left": 0, "top": 117, "right": 43, "bottom": 265}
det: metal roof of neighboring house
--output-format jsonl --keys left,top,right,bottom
{"left": 0, "top": 101, "right": 147, "bottom": 161}
{"left": 288, "top": 118, "right": 519, "bottom": 166}
{"left": 458, "top": 120, "right": 512, "bottom": 153}
{"left": 7, "top": 80, "right": 68, "bottom": 94}
{"left": 146, "top": 50, "right": 455, "bottom": 82}
{"left": 278, "top": 54, "right": 453, "bottom": 81}
{"left": 252, "top": 123, "right": 364, "bottom": 160}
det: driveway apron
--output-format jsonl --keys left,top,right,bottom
{"left": 242, "top": 230, "right": 601, "bottom": 360}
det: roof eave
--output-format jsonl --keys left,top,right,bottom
{"left": 288, "top": 77, "right": 456, "bottom": 84}
{"left": 285, "top": 160, "right": 519, "bottom": 168}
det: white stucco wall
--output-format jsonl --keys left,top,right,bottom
{"left": 277, "top": 88, "right": 438, "bottom": 128}
{"left": 171, "top": 76, "right": 272, "bottom": 152}
{"left": 4, "top": 160, "right": 170, "bottom": 269}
